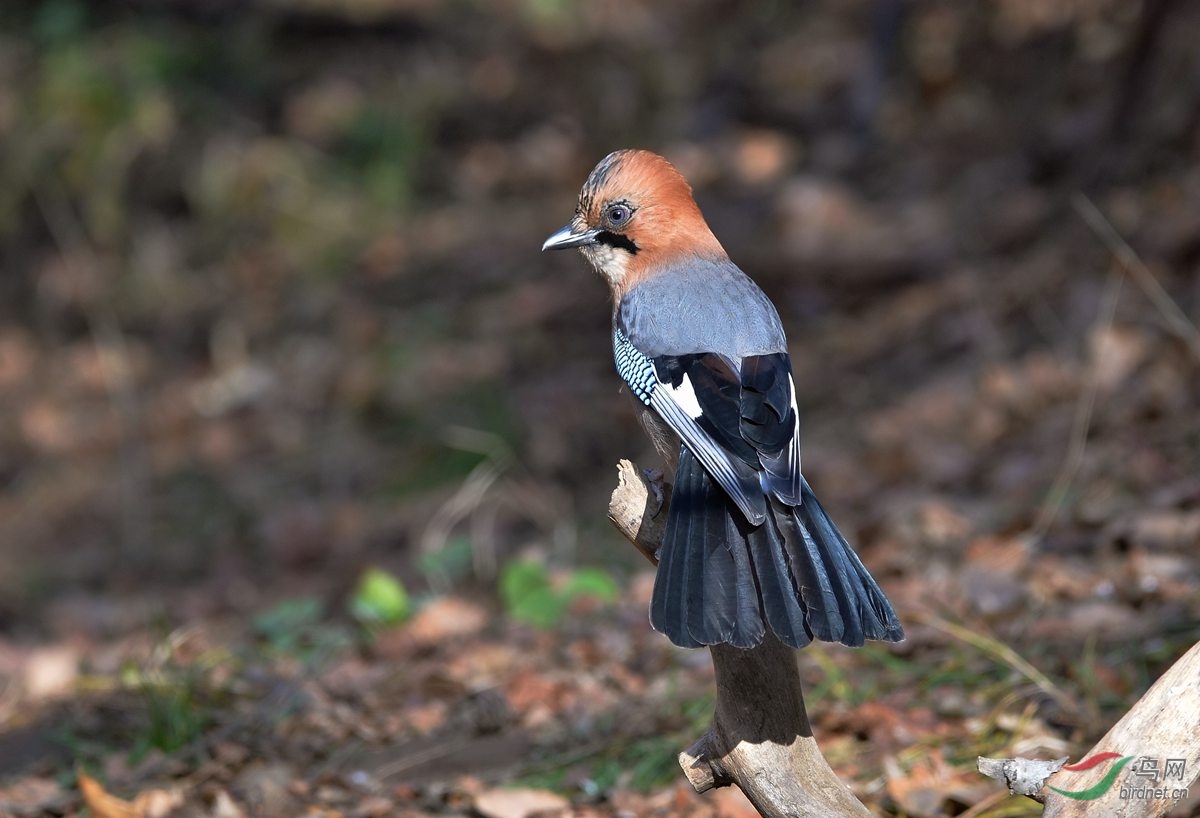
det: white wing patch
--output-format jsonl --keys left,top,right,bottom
{"left": 665, "top": 373, "right": 704, "bottom": 419}
{"left": 649, "top": 388, "right": 767, "bottom": 526}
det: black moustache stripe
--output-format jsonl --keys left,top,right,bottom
{"left": 596, "top": 231, "right": 639, "bottom": 254}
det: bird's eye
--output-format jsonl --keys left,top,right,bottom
{"left": 606, "top": 205, "right": 629, "bottom": 225}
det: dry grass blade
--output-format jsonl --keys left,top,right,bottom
{"left": 372, "top": 736, "right": 469, "bottom": 780}
{"left": 1072, "top": 193, "right": 1200, "bottom": 361}
{"left": 31, "top": 179, "right": 152, "bottom": 556}
{"left": 911, "top": 611, "right": 1075, "bottom": 714}
{"left": 417, "top": 426, "right": 514, "bottom": 589}
{"left": 1025, "top": 264, "right": 1123, "bottom": 543}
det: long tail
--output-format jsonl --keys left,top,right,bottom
{"left": 650, "top": 448, "right": 904, "bottom": 649}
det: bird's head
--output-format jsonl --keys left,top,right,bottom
{"left": 542, "top": 149, "right": 725, "bottom": 295}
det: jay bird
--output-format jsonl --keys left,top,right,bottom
{"left": 543, "top": 149, "right": 903, "bottom": 650}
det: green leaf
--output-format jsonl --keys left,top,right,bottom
{"left": 500, "top": 561, "right": 616, "bottom": 629}
{"left": 562, "top": 568, "right": 618, "bottom": 603}
{"left": 501, "top": 560, "right": 563, "bottom": 628}
{"left": 509, "top": 586, "right": 566, "bottom": 629}
{"left": 500, "top": 559, "right": 550, "bottom": 610}
{"left": 350, "top": 567, "right": 410, "bottom": 625}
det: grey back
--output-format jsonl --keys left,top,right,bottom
{"left": 617, "top": 257, "right": 787, "bottom": 359}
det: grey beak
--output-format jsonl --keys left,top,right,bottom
{"left": 542, "top": 224, "right": 600, "bottom": 251}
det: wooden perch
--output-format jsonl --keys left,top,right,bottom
{"left": 979, "top": 638, "right": 1200, "bottom": 817}
{"left": 608, "top": 459, "right": 874, "bottom": 818}
{"left": 607, "top": 460, "right": 670, "bottom": 566}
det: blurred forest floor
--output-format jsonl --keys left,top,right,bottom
{"left": 1, "top": 1, "right": 1199, "bottom": 816}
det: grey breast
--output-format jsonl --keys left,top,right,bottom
{"left": 617, "top": 256, "right": 787, "bottom": 359}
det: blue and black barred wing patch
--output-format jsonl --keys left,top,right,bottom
{"left": 613, "top": 327, "right": 658, "bottom": 405}
{"left": 612, "top": 328, "right": 768, "bottom": 526}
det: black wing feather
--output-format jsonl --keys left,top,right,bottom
{"left": 638, "top": 347, "right": 904, "bottom": 649}
{"left": 652, "top": 351, "right": 801, "bottom": 507}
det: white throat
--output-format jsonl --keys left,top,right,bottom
{"left": 581, "top": 243, "right": 630, "bottom": 286}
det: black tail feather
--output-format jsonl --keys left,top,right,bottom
{"left": 794, "top": 481, "right": 905, "bottom": 643}
{"left": 771, "top": 503, "right": 849, "bottom": 644}
{"left": 746, "top": 511, "right": 812, "bottom": 647}
{"left": 651, "top": 448, "right": 903, "bottom": 649}
{"left": 652, "top": 447, "right": 762, "bottom": 647}
{"left": 649, "top": 461, "right": 702, "bottom": 648}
